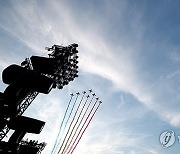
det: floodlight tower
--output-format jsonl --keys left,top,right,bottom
{"left": 0, "top": 43, "right": 79, "bottom": 153}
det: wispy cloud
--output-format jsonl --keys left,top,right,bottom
{"left": 74, "top": 122, "right": 160, "bottom": 154}
{"left": 0, "top": 0, "right": 179, "bottom": 153}
{"left": 169, "top": 48, "right": 180, "bottom": 62}
{"left": 0, "top": 58, "right": 9, "bottom": 70}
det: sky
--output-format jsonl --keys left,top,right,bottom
{"left": 0, "top": 0, "right": 180, "bottom": 153}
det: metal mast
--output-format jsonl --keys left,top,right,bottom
{"left": 0, "top": 43, "right": 79, "bottom": 153}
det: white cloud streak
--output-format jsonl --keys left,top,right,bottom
{"left": 0, "top": 0, "right": 179, "bottom": 153}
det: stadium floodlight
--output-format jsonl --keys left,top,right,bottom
{"left": 0, "top": 43, "right": 79, "bottom": 154}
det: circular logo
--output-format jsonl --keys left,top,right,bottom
{"left": 160, "top": 130, "right": 176, "bottom": 148}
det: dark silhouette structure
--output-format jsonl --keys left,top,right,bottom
{"left": 0, "top": 43, "right": 79, "bottom": 153}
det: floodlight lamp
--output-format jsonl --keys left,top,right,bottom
{"left": 72, "top": 43, "right": 78, "bottom": 47}
{"left": 57, "top": 85, "right": 63, "bottom": 89}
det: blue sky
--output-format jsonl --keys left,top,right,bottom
{"left": 0, "top": 0, "right": 180, "bottom": 153}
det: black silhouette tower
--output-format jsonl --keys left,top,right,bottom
{"left": 0, "top": 43, "right": 79, "bottom": 153}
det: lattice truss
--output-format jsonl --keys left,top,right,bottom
{"left": 0, "top": 43, "right": 79, "bottom": 153}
